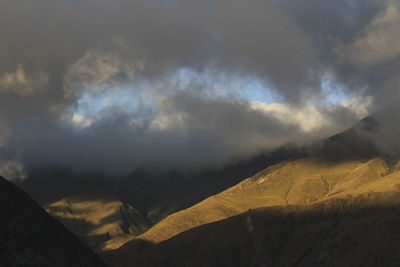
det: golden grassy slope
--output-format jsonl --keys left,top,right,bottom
{"left": 105, "top": 192, "right": 400, "bottom": 267}
{"left": 132, "top": 157, "right": 397, "bottom": 245}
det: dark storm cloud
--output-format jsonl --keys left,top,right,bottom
{"left": 274, "top": 0, "right": 400, "bottom": 155}
{"left": 0, "top": 0, "right": 397, "bottom": 178}
{"left": 0, "top": 0, "right": 319, "bottom": 101}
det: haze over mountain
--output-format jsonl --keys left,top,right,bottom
{"left": 1, "top": 0, "right": 400, "bottom": 179}
{"left": 96, "top": 118, "right": 400, "bottom": 266}
{"left": 13, "top": 115, "right": 393, "bottom": 255}
{"left": 18, "top": 143, "right": 304, "bottom": 252}
{"left": 3, "top": 115, "right": 400, "bottom": 267}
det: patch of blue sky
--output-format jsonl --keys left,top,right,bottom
{"left": 175, "top": 68, "right": 199, "bottom": 89}
{"left": 72, "top": 67, "right": 288, "bottom": 120}
{"left": 73, "top": 84, "right": 144, "bottom": 118}
{"left": 175, "top": 67, "right": 282, "bottom": 104}
{"left": 240, "top": 79, "right": 283, "bottom": 104}
{"left": 320, "top": 74, "right": 354, "bottom": 107}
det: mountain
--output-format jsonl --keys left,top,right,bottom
{"left": 19, "top": 172, "right": 151, "bottom": 251}
{"left": 112, "top": 145, "right": 306, "bottom": 225}
{"left": 45, "top": 192, "right": 150, "bottom": 251}
{"left": 124, "top": 157, "right": 393, "bottom": 244}
{"left": 0, "top": 176, "right": 107, "bottom": 267}
{"left": 19, "top": 144, "right": 305, "bottom": 251}
{"left": 105, "top": 193, "right": 400, "bottom": 267}
{"left": 103, "top": 157, "right": 400, "bottom": 266}
{"left": 11, "top": 115, "right": 395, "bottom": 267}
{"left": 315, "top": 116, "right": 379, "bottom": 161}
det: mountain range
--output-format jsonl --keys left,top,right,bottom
{"left": 4, "top": 116, "right": 400, "bottom": 267}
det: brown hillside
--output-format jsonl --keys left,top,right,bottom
{"left": 105, "top": 192, "right": 400, "bottom": 267}
{"left": 131, "top": 157, "right": 393, "bottom": 245}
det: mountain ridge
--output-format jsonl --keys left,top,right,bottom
{"left": 126, "top": 157, "right": 393, "bottom": 245}
{"left": 104, "top": 191, "right": 400, "bottom": 267}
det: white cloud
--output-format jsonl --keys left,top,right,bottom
{"left": 71, "top": 114, "right": 94, "bottom": 128}
{"left": 250, "top": 101, "right": 328, "bottom": 133}
{"left": 338, "top": 96, "right": 372, "bottom": 119}
{"left": 250, "top": 96, "right": 372, "bottom": 135}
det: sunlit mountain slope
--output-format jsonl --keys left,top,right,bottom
{"left": 107, "top": 191, "right": 400, "bottom": 267}
{"left": 131, "top": 157, "right": 393, "bottom": 244}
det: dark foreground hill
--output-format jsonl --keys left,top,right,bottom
{"left": 0, "top": 176, "right": 107, "bottom": 267}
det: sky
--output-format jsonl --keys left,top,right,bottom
{"left": 0, "top": 0, "right": 399, "bottom": 180}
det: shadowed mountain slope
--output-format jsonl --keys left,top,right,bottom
{"left": 45, "top": 194, "right": 150, "bottom": 251}
{"left": 0, "top": 176, "right": 107, "bottom": 267}
{"left": 19, "top": 174, "right": 150, "bottom": 251}
{"left": 105, "top": 192, "right": 400, "bottom": 267}
{"left": 314, "top": 116, "right": 379, "bottom": 161}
